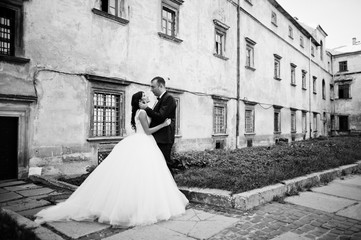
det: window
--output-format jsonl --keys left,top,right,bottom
{"left": 322, "top": 79, "right": 326, "bottom": 100}
{"left": 290, "top": 63, "right": 296, "bottom": 86}
{"left": 288, "top": 26, "right": 293, "bottom": 39}
{"left": 313, "top": 113, "right": 318, "bottom": 132}
{"left": 313, "top": 76, "right": 317, "bottom": 94}
{"left": 245, "top": 105, "right": 255, "bottom": 134}
{"left": 291, "top": 110, "right": 296, "bottom": 133}
{"left": 213, "top": 19, "right": 229, "bottom": 60}
{"left": 320, "top": 40, "right": 324, "bottom": 60}
{"left": 271, "top": 11, "right": 277, "bottom": 26}
{"left": 338, "top": 84, "right": 350, "bottom": 99}
{"left": 302, "top": 111, "right": 307, "bottom": 133}
{"left": 339, "top": 61, "right": 348, "bottom": 72}
{"left": 311, "top": 46, "right": 315, "bottom": 56}
{"left": 339, "top": 116, "right": 348, "bottom": 131}
{"left": 274, "top": 54, "right": 282, "bottom": 80}
{"left": 245, "top": 37, "right": 256, "bottom": 69}
{"left": 302, "top": 70, "right": 307, "bottom": 89}
{"left": 213, "top": 101, "right": 227, "bottom": 134}
{"left": 92, "top": 92, "right": 124, "bottom": 137}
{"left": 274, "top": 108, "right": 281, "bottom": 133}
{"left": 330, "top": 84, "right": 334, "bottom": 100}
{"left": 101, "top": 0, "right": 125, "bottom": 18}
{"left": 158, "top": 0, "right": 183, "bottom": 43}
{"left": 0, "top": 7, "right": 15, "bottom": 56}
{"left": 300, "top": 36, "right": 304, "bottom": 48}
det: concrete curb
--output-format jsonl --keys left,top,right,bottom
{"left": 180, "top": 160, "right": 361, "bottom": 211}
{"left": 0, "top": 208, "right": 65, "bottom": 240}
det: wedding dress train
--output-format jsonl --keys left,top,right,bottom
{"left": 35, "top": 109, "right": 188, "bottom": 226}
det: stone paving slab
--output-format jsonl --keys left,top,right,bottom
{"left": 158, "top": 208, "right": 239, "bottom": 239}
{"left": 104, "top": 225, "right": 195, "bottom": 240}
{"left": 17, "top": 187, "right": 55, "bottom": 197}
{"left": 33, "top": 226, "right": 65, "bottom": 240}
{"left": 336, "top": 203, "right": 361, "bottom": 221}
{"left": 1, "top": 198, "right": 50, "bottom": 212}
{"left": 0, "top": 188, "right": 9, "bottom": 194}
{"left": 0, "top": 180, "right": 26, "bottom": 188}
{"left": 270, "top": 232, "right": 309, "bottom": 240}
{"left": 17, "top": 205, "right": 51, "bottom": 218}
{"left": 47, "top": 220, "right": 110, "bottom": 239}
{"left": 0, "top": 191, "right": 23, "bottom": 203}
{"left": 312, "top": 182, "right": 361, "bottom": 201}
{"left": 4, "top": 183, "right": 43, "bottom": 192}
{"left": 334, "top": 175, "right": 361, "bottom": 188}
{"left": 285, "top": 191, "right": 356, "bottom": 213}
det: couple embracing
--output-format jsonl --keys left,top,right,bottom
{"left": 35, "top": 77, "right": 188, "bottom": 227}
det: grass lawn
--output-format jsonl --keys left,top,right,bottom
{"left": 59, "top": 136, "right": 361, "bottom": 195}
{"left": 173, "top": 136, "right": 361, "bottom": 194}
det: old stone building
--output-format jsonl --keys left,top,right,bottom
{"left": 0, "top": 0, "right": 356, "bottom": 179}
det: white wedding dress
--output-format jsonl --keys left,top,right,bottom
{"left": 35, "top": 109, "right": 188, "bottom": 226}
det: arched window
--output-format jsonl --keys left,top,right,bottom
{"left": 320, "top": 40, "right": 324, "bottom": 61}
{"left": 322, "top": 79, "right": 326, "bottom": 99}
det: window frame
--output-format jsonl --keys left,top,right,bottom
{"left": 271, "top": 11, "right": 277, "bottom": 26}
{"left": 288, "top": 26, "right": 293, "bottom": 39}
{"left": 291, "top": 110, "right": 296, "bottom": 133}
{"left": 290, "top": 63, "right": 297, "bottom": 86}
{"left": 213, "top": 19, "right": 229, "bottom": 60}
{"left": 322, "top": 79, "right": 326, "bottom": 100}
{"left": 92, "top": 0, "right": 129, "bottom": 25}
{"left": 300, "top": 35, "right": 304, "bottom": 48}
{"left": 302, "top": 70, "right": 307, "bottom": 90}
{"left": 339, "top": 61, "right": 348, "bottom": 72}
{"left": 313, "top": 113, "right": 318, "bottom": 132}
{"left": 338, "top": 83, "right": 351, "bottom": 99}
{"left": 274, "top": 54, "right": 282, "bottom": 80}
{"left": 158, "top": 0, "right": 183, "bottom": 43}
{"left": 245, "top": 37, "right": 256, "bottom": 70}
{"left": 311, "top": 45, "right": 315, "bottom": 57}
{"left": 213, "top": 99, "right": 227, "bottom": 135}
{"left": 245, "top": 104, "right": 255, "bottom": 134}
{"left": 273, "top": 106, "right": 282, "bottom": 134}
{"left": 302, "top": 111, "right": 307, "bottom": 133}
{"left": 313, "top": 76, "right": 317, "bottom": 94}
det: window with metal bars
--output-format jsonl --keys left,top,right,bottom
{"left": 0, "top": 7, "right": 15, "bottom": 56}
{"left": 291, "top": 111, "right": 296, "bottom": 133}
{"left": 245, "top": 109, "right": 254, "bottom": 133}
{"left": 92, "top": 92, "right": 124, "bottom": 137}
{"left": 213, "top": 103, "right": 226, "bottom": 134}
{"left": 274, "top": 110, "right": 281, "bottom": 133}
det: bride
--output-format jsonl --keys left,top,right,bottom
{"left": 35, "top": 91, "right": 189, "bottom": 227}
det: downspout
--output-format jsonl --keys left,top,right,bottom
{"left": 236, "top": 0, "right": 240, "bottom": 148}
{"left": 308, "top": 37, "right": 312, "bottom": 139}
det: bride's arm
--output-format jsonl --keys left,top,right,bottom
{"left": 138, "top": 110, "right": 170, "bottom": 135}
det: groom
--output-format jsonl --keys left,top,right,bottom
{"left": 139, "top": 76, "right": 177, "bottom": 176}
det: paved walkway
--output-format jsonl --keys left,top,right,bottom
{"left": 0, "top": 175, "right": 360, "bottom": 239}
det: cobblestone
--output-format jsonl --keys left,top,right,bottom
{"left": 194, "top": 201, "right": 361, "bottom": 240}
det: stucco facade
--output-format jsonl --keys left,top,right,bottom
{"left": 0, "top": 0, "right": 356, "bottom": 178}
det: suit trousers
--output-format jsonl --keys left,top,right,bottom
{"left": 157, "top": 143, "right": 175, "bottom": 176}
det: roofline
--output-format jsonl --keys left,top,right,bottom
{"left": 316, "top": 25, "right": 328, "bottom": 37}
{"left": 331, "top": 50, "right": 361, "bottom": 57}
{"left": 268, "top": 0, "right": 320, "bottom": 46}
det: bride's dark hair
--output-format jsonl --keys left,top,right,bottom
{"left": 131, "top": 91, "right": 144, "bottom": 130}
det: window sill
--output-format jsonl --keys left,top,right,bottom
{"left": 330, "top": 98, "right": 334, "bottom": 101}
{"left": 175, "top": 135, "right": 182, "bottom": 138}
{"left": 302, "top": 87, "right": 307, "bottom": 91}
{"left": 212, "top": 134, "right": 228, "bottom": 137}
{"left": 158, "top": 32, "right": 183, "bottom": 44}
{"left": 274, "top": 77, "right": 282, "bottom": 81}
{"left": 272, "top": 22, "right": 278, "bottom": 27}
{"left": 289, "top": 36, "right": 294, "bottom": 40}
{"left": 291, "top": 83, "right": 297, "bottom": 87}
{"left": 291, "top": 131, "right": 297, "bottom": 134}
{"left": 0, "top": 55, "right": 30, "bottom": 64}
{"left": 213, "top": 53, "right": 229, "bottom": 61}
{"left": 274, "top": 131, "right": 281, "bottom": 134}
{"left": 245, "top": 0, "right": 253, "bottom": 6}
{"left": 87, "top": 136, "right": 124, "bottom": 142}
{"left": 92, "top": 8, "right": 129, "bottom": 25}
{"left": 336, "top": 97, "right": 352, "bottom": 100}
{"left": 245, "top": 66, "right": 256, "bottom": 71}
{"left": 244, "top": 132, "right": 255, "bottom": 136}
{"left": 313, "top": 92, "right": 317, "bottom": 95}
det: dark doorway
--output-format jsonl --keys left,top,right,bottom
{"left": 339, "top": 116, "right": 349, "bottom": 132}
{"left": 0, "top": 117, "right": 18, "bottom": 180}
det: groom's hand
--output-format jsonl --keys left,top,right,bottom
{"left": 139, "top": 102, "right": 148, "bottom": 109}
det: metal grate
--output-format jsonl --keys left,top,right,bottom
{"left": 0, "top": 7, "right": 15, "bottom": 56}
{"left": 98, "top": 150, "right": 111, "bottom": 164}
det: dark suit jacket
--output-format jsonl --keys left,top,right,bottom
{"left": 145, "top": 91, "right": 176, "bottom": 144}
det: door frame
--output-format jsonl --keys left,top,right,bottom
{"left": 0, "top": 106, "right": 30, "bottom": 179}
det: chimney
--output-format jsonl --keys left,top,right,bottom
{"left": 352, "top": 37, "right": 357, "bottom": 45}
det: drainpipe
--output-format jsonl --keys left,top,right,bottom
{"left": 236, "top": 0, "right": 240, "bottom": 148}
{"left": 308, "top": 37, "right": 312, "bottom": 139}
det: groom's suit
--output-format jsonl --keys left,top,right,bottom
{"left": 145, "top": 91, "right": 177, "bottom": 175}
